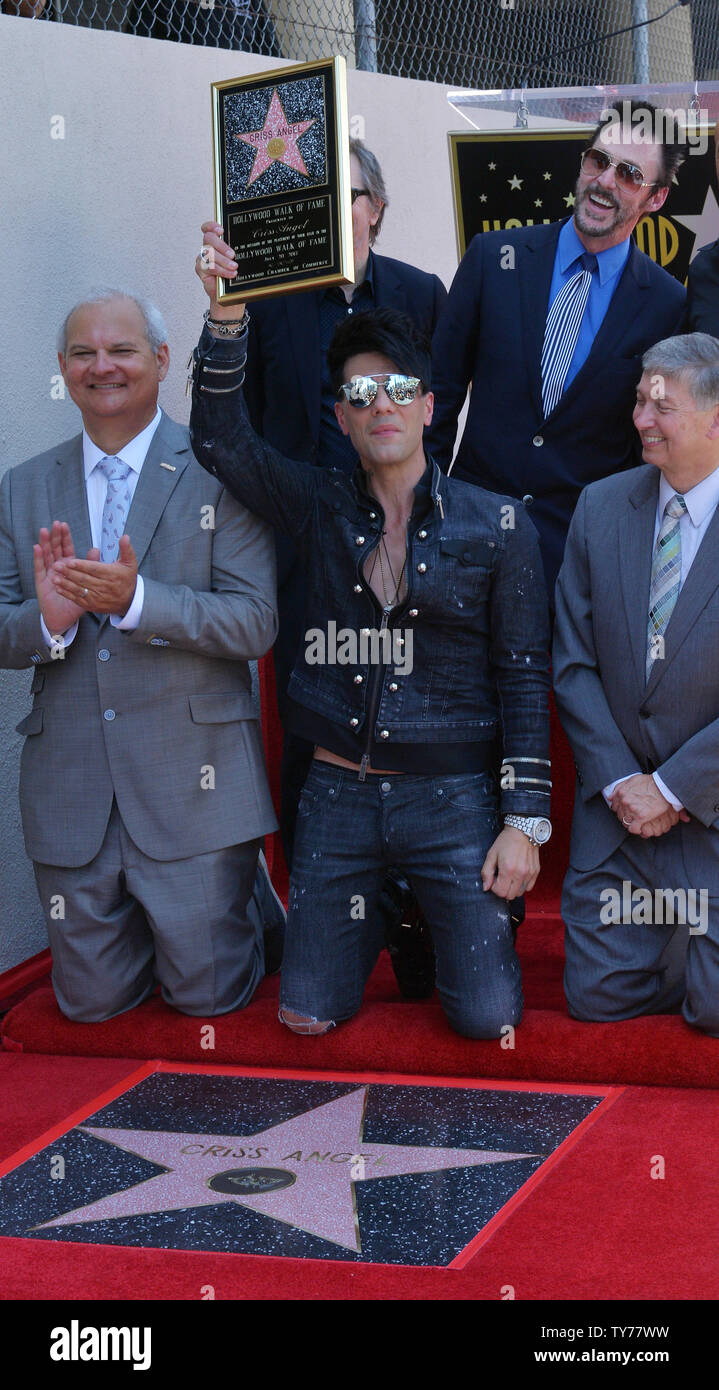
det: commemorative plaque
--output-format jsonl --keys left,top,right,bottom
{"left": 211, "top": 56, "right": 353, "bottom": 303}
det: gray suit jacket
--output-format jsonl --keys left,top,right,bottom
{"left": 553, "top": 465, "right": 719, "bottom": 872}
{"left": 0, "top": 411, "right": 279, "bottom": 867}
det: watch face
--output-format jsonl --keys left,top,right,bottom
{"left": 534, "top": 818, "right": 552, "bottom": 844}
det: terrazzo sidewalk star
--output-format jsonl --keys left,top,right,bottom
{"left": 34, "top": 1087, "right": 535, "bottom": 1253}
{"left": 0, "top": 1068, "right": 612, "bottom": 1265}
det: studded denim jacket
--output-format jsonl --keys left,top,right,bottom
{"left": 190, "top": 323, "right": 551, "bottom": 815}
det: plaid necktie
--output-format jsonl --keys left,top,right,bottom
{"left": 646, "top": 493, "right": 687, "bottom": 680}
{"left": 96, "top": 455, "right": 132, "bottom": 563}
{"left": 541, "top": 252, "right": 597, "bottom": 418}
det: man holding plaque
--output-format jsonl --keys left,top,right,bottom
{"left": 189, "top": 251, "right": 552, "bottom": 1038}
{"left": 428, "top": 100, "right": 687, "bottom": 598}
{"left": 225, "top": 141, "right": 446, "bottom": 859}
{"left": 206, "top": 139, "right": 447, "bottom": 998}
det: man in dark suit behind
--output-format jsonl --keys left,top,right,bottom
{"left": 201, "top": 139, "right": 447, "bottom": 868}
{"left": 427, "top": 101, "right": 687, "bottom": 597}
{"left": 686, "top": 135, "right": 719, "bottom": 337}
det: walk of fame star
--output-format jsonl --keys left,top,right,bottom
{"left": 234, "top": 89, "right": 315, "bottom": 187}
{"left": 33, "top": 1087, "right": 537, "bottom": 1254}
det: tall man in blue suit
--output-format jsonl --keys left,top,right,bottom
{"left": 428, "top": 101, "right": 687, "bottom": 596}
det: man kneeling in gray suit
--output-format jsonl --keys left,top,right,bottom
{"left": 0, "top": 289, "right": 283, "bottom": 1022}
{"left": 554, "top": 332, "right": 719, "bottom": 1035}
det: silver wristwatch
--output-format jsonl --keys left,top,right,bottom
{"left": 504, "top": 814, "right": 552, "bottom": 846}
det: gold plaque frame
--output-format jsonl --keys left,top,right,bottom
{"left": 211, "top": 56, "right": 353, "bottom": 304}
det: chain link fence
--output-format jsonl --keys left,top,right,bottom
{"left": 3, "top": 0, "right": 718, "bottom": 86}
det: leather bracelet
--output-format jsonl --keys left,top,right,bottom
{"left": 203, "top": 307, "right": 250, "bottom": 337}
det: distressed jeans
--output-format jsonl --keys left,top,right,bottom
{"left": 279, "top": 760, "right": 523, "bottom": 1037}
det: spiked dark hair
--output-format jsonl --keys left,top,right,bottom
{"left": 328, "top": 307, "right": 432, "bottom": 396}
{"left": 589, "top": 99, "right": 687, "bottom": 188}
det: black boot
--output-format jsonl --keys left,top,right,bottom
{"left": 378, "top": 869, "right": 436, "bottom": 1000}
{"left": 508, "top": 896, "right": 525, "bottom": 944}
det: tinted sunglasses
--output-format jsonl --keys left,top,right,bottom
{"left": 351, "top": 187, "right": 372, "bottom": 204}
{"left": 338, "top": 373, "right": 424, "bottom": 408}
{"left": 580, "top": 146, "right": 658, "bottom": 190}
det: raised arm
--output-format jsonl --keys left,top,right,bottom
{"left": 189, "top": 221, "right": 322, "bottom": 539}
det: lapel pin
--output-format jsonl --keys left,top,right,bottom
{"left": 160, "top": 461, "right": 176, "bottom": 472}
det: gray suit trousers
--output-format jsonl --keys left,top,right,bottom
{"left": 562, "top": 820, "right": 719, "bottom": 1035}
{"left": 34, "top": 801, "right": 263, "bottom": 1022}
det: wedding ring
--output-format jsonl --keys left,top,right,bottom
{"left": 622, "top": 815, "right": 632, "bottom": 827}
{"left": 83, "top": 587, "right": 89, "bottom": 597}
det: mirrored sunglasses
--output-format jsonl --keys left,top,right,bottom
{"left": 580, "top": 146, "right": 657, "bottom": 190}
{"left": 338, "top": 373, "right": 424, "bottom": 408}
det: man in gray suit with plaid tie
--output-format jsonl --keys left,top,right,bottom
{"left": 0, "top": 290, "right": 279, "bottom": 1022}
{"left": 553, "top": 333, "right": 719, "bottom": 1035}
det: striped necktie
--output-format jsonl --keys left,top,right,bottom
{"left": 646, "top": 493, "right": 687, "bottom": 680}
{"left": 541, "top": 252, "right": 597, "bottom": 418}
{"left": 96, "top": 455, "right": 132, "bottom": 563}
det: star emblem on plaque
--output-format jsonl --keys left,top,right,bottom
{"left": 234, "top": 88, "right": 316, "bottom": 186}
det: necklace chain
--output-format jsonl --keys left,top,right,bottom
{"left": 367, "top": 529, "right": 408, "bottom": 611}
{"left": 378, "top": 537, "right": 407, "bottom": 608}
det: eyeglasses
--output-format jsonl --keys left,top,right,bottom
{"left": 351, "top": 187, "right": 372, "bottom": 205}
{"left": 338, "top": 373, "right": 424, "bottom": 408}
{"left": 580, "top": 147, "right": 658, "bottom": 190}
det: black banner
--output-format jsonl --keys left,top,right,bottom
{"left": 450, "top": 128, "right": 718, "bottom": 283}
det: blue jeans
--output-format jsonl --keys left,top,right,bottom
{"left": 279, "top": 761, "right": 523, "bottom": 1037}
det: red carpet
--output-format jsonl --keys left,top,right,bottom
{"left": 4, "top": 682, "right": 718, "bottom": 1088}
{"left": 0, "top": 1053, "right": 717, "bottom": 1300}
{"left": 4, "top": 930, "right": 718, "bottom": 1087}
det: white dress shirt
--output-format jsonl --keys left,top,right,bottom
{"left": 604, "top": 460, "right": 719, "bottom": 811}
{"left": 41, "top": 407, "right": 161, "bottom": 648}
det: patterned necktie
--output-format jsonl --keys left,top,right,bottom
{"left": 646, "top": 493, "right": 687, "bottom": 680}
{"left": 96, "top": 455, "right": 132, "bottom": 563}
{"left": 541, "top": 252, "right": 597, "bottom": 418}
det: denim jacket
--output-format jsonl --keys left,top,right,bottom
{"left": 190, "top": 323, "right": 551, "bottom": 815}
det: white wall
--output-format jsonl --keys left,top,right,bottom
{"left": 0, "top": 15, "right": 492, "bottom": 972}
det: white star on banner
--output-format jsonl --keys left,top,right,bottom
{"left": 673, "top": 185, "right": 719, "bottom": 263}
